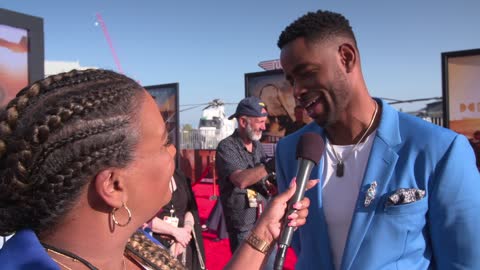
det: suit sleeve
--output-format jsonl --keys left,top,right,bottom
{"left": 275, "top": 140, "right": 289, "bottom": 194}
{"left": 429, "top": 134, "right": 480, "bottom": 269}
{"left": 275, "top": 139, "right": 302, "bottom": 253}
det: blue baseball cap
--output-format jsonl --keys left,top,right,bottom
{"left": 228, "top": 96, "right": 268, "bottom": 120}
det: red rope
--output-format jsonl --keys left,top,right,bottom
{"left": 192, "top": 165, "right": 211, "bottom": 187}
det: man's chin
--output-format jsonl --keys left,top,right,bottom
{"left": 314, "top": 118, "right": 327, "bottom": 127}
{"left": 314, "top": 114, "right": 338, "bottom": 128}
{"left": 250, "top": 133, "right": 262, "bottom": 141}
{"left": 310, "top": 108, "right": 335, "bottom": 127}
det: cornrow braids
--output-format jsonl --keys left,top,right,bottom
{"left": 277, "top": 10, "right": 357, "bottom": 49}
{"left": 0, "top": 69, "right": 145, "bottom": 236}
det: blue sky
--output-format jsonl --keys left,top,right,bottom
{"left": 1, "top": 0, "right": 479, "bottom": 126}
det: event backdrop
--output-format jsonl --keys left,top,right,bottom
{"left": 145, "top": 83, "right": 180, "bottom": 155}
{"left": 0, "top": 8, "right": 44, "bottom": 108}
{"left": 245, "top": 69, "right": 311, "bottom": 142}
{"left": 442, "top": 48, "right": 480, "bottom": 169}
{"left": 0, "top": 8, "right": 44, "bottom": 248}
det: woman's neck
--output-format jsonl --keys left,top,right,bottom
{"left": 38, "top": 210, "right": 134, "bottom": 269}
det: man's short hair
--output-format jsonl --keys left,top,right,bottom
{"left": 277, "top": 10, "right": 357, "bottom": 49}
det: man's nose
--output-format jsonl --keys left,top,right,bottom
{"left": 292, "top": 81, "right": 306, "bottom": 99}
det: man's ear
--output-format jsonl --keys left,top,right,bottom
{"left": 338, "top": 43, "right": 356, "bottom": 73}
{"left": 94, "top": 169, "right": 127, "bottom": 209}
{"left": 238, "top": 117, "right": 248, "bottom": 128}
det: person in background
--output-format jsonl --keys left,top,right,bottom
{"left": 149, "top": 169, "right": 206, "bottom": 270}
{"left": 468, "top": 130, "right": 480, "bottom": 169}
{"left": 0, "top": 69, "right": 315, "bottom": 270}
{"left": 284, "top": 105, "right": 307, "bottom": 136}
{"left": 215, "top": 96, "right": 277, "bottom": 269}
{"left": 275, "top": 10, "right": 480, "bottom": 270}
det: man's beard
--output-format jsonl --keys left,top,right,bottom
{"left": 320, "top": 69, "right": 350, "bottom": 127}
{"left": 246, "top": 122, "right": 262, "bottom": 141}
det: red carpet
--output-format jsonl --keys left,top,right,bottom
{"left": 192, "top": 182, "right": 297, "bottom": 270}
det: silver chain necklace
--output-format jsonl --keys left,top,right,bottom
{"left": 329, "top": 101, "right": 378, "bottom": 177}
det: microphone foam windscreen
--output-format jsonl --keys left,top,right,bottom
{"left": 295, "top": 132, "right": 324, "bottom": 165}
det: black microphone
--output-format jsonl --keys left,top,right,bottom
{"left": 274, "top": 132, "right": 324, "bottom": 270}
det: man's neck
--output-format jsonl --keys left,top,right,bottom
{"left": 325, "top": 99, "right": 380, "bottom": 145}
{"left": 242, "top": 137, "right": 254, "bottom": 152}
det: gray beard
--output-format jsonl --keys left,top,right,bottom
{"left": 246, "top": 124, "right": 262, "bottom": 141}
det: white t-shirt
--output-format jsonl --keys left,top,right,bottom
{"left": 322, "top": 131, "right": 376, "bottom": 270}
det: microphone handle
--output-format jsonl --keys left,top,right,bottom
{"left": 274, "top": 159, "right": 316, "bottom": 269}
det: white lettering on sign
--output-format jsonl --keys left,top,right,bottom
{"left": 258, "top": 59, "right": 282, "bottom": 71}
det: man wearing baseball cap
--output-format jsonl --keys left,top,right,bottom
{"left": 227, "top": 96, "right": 269, "bottom": 120}
{"left": 216, "top": 96, "right": 277, "bottom": 269}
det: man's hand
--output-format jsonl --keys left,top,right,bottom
{"left": 265, "top": 179, "right": 278, "bottom": 196}
{"left": 263, "top": 157, "right": 276, "bottom": 174}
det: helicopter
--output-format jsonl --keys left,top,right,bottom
{"left": 181, "top": 99, "right": 237, "bottom": 149}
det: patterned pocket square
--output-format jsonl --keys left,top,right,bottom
{"left": 386, "top": 188, "right": 425, "bottom": 206}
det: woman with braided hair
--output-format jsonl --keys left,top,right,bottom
{"left": 0, "top": 69, "right": 316, "bottom": 270}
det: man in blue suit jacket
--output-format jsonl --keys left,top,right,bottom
{"left": 275, "top": 10, "right": 480, "bottom": 270}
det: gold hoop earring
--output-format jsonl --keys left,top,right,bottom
{"left": 111, "top": 202, "right": 132, "bottom": 227}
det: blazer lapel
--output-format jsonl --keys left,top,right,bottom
{"left": 340, "top": 100, "right": 402, "bottom": 270}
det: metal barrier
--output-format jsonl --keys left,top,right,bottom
{"left": 180, "top": 129, "right": 225, "bottom": 150}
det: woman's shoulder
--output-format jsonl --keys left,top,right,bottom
{"left": 0, "top": 230, "right": 59, "bottom": 269}
{"left": 126, "top": 230, "right": 186, "bottom": 270}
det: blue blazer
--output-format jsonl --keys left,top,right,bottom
{"left": 276, "top": 100, "right": 480, "bottom": 270}
{"left": 0, "top": 230, "right": 59, "bottom": 270}
{"left": 0, "top": 229, "right": 166, "bottom": 269}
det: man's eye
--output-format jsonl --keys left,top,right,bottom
{"left": 300, "top": 71, "right": 314, "bottom": 78}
